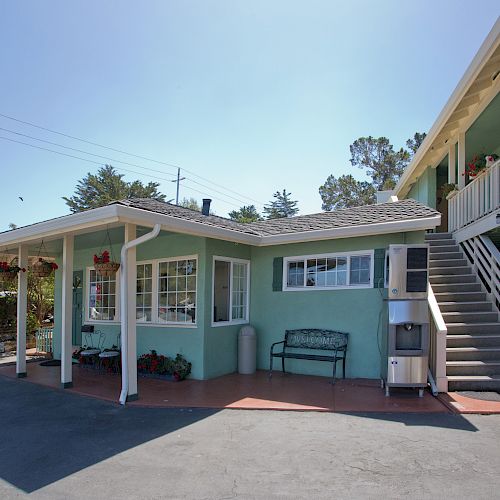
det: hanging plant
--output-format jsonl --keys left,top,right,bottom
{"left": 93, "top": 250, "right": 120, "bottom": 277}
{"left": 31, "top": 258, "right": 58, "bottom": 278}
{"left": 0, "top": 260, "right": 26, "bottom": 283}
{"left": 30, "top": 240, "right": 58, "bottom": 278}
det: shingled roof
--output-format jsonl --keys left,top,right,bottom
{"left": 114, "top": 198, "right": 439, "bottom": 237}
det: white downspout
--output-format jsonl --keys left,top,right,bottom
{"left": 119, "top": 224, "right": 161, "bottom": 405}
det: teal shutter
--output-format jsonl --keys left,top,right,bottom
{"left": 272, "top": 257, "right": 284, "bottom": 291}
{"left": 373, "top": 248, "right": 386, "bottom": 288}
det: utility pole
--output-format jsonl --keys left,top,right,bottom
{"left": 171, "top": 167, "right": 186, "bottom": 205}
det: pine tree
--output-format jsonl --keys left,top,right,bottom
{"left": 263, "top": 189, "right": 299, "bottom": 219}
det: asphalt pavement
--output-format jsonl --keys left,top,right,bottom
{"left": 1, "top": 374, "right": 499, "bottom": 499}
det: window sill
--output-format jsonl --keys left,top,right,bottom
{"left": 84, "top": 320, "right": 197, "bottom": 329}
{"left": 211, "top": 320, "right": 249, "bottom": 328}
{"left": 283, "top": 284, "right": 372, "bottom": 292}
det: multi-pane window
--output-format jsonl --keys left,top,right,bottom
{"left": 88, "top": 270, "right": 117, "bottom": 320}
{"left": 158, "top": 258, "right": 197, "bottom": 324}
{"left": 136, "top": 263, "right": 153, "bottom": 322}
{"left": 213, "top": 258, "right": 250, "bottom": 324}
{"left": 284, "top": 252, "right": 373, "bottom": 290}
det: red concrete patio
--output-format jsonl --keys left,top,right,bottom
{"left": 0, "top": 361, "right": 451, "bottom": 413}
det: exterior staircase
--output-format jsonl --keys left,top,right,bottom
{"left": 426, "top": 232, "right": 500, "bottom": 391}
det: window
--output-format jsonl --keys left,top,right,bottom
{"left": 158, "top": 258, "right": 197, "bottom": 324}
{"left": 284, "top": 251, "right": 373, "bottom": 290}
{"left": 88, "top": 269, "right": 117, "bottom": 321}
{"left": 213, "top": 257, "right": 250, "bottom": 324}
{"left": 87, "top": 255, "right": 198, "bottom": 327}
{"left": 136, "top": 263, "right": 153, "bottom": 322}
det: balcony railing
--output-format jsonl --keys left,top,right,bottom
{"left": 448, "top": 159, "right": 500, "bottom": 233}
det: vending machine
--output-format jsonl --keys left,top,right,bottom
{"left": 382, "top": 244, "right": 430, "bottom": 397}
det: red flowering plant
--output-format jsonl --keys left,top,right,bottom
{"left": 93, "top": 250, "right": 110, "bottom": 265}
{"left": 30, "top": 258, "right": 58, "bottom": 278}
{"left": 137, "top": 350, "right": 192, "bottom": 380}
{"left": 0, "top": 260, "right": 26, "bottom": 281}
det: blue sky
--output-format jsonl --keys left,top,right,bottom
{"left": 0, "top": 1, "right": 498, "bottom": 230}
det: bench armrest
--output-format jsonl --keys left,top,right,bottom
{"left": 270, "top": 340, "right": 285, "bottom": 354}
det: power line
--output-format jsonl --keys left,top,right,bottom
{"left": 0, "top": 135, "right": 243, "bottom": 209}
{"left": 0, "top": 112, "right": 266, "bottom": 207}
{"left": 0, "top": 126, "right": 258, "bottom": 207}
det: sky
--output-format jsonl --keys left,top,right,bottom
{"left": 0, "top": 1, "right": 499, "bottom": 230}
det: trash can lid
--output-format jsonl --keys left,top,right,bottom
{"left": 239, "top": 325, "right": 255, "bottom": 336}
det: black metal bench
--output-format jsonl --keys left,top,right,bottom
{"left": 269, "top": 329, "right": 349, "bottom": 382}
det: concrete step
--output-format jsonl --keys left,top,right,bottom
{"left": 435, "top": 291, "right": 487, "bottom": 302}
{"left": 447, "top": 334, "right": 500, "bottom": 348}
{"left": 427, "top": 239, "right": 457, "bottom": 246}
{"left": 432, "top": 283, "right": 482, "bottom": 294}
{"left": 445, "top": 322, "right": 500, "bottom": 334}
{"left": 429, "top": 266, "right": 472, "bottom": 276}
{"left": 442, "top": 311, "right": 498, "bottom": 323}
{"left": 425, "top": 232, "right": 453, "bottom": 240}
{"left": 447, "top": 375, "right": 500, "bottom": 391}
{"left": 429, "top": 258, "right": 467, "bottom": 268}
{"left": 439, "top": 301, "right": 492, "bottom": 313}
{"left": 428, "top": 245, "right": 460, "bottom": 253}
{"left": 429, "top": 252, "right": 463, "bottom": 260}
{"left": 446, "top": 347, "right": 500, "bottom": 361}
{"left": 446, "top": 360, "right": 500, "bottom": 376}
{"left": 429, "top": 274, "right": 477, "bottom": 284}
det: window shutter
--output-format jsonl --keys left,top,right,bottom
{"left": 373, "top": 248, "right": 386, "bottom": 288}
{"left": 272, "top": 257, "right": 284, "bottom": 291}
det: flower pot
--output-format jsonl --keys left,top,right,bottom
{"left": 94, "top": 262, "right": 120, "bottom": 278}
{"left": 31, "top": 260, "right": 55, "bottom": 278}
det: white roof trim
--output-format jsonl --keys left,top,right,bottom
{"left": 394, "top": 18, "right": 500, "bottom": 196}
{"left": 0, "top": 203, "right": 440, "bottom": 249}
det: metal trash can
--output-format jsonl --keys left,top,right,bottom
{"left": 238, "top": 325, "right": 256, "bottom": 374}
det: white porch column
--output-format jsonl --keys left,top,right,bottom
{"left": 448, "top": 142, "right": 456, "bottom": 185}
{"left": 16, "top": 245, "right": 28, "bottom": 377}
{"left": 61, "top": 234, "right": 74, "bottom": 388}
{"left": 124, "top": 224, "right": 138, "bottom": 401}
{"left": 458, "top": 131, "right": 466, "bottom": 190}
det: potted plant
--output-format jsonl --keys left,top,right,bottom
{"left": 442, "top": 183, "right": 459, "bottom": 200}
{"left": 137, "top": 350, "right": 192, "bottom": 381}
{"left": 485, "top": 153, "right": 499, "bottom": 167}
{"left": 30, "top": 258, "right": 58, "bottom": 278}
{"left": 0, "top": 260, "right": 26, "bottom": 283}
{"left": 93, "top": 250, "right": 120, "bottom": 277}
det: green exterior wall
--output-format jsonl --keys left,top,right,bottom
{"left": 406, "top": 165, "right": 436, "bottom": 208}
{"left": 51, "top": 227, "right": 426, "bottom": 382}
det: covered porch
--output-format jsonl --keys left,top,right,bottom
{"left": 0, "top": 361, "right": 449, "bottom": 413}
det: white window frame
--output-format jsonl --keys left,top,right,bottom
{"left": 85, "top": 266, "right": 120, "bottom": 324}
{"left": 84, "top": 255, "right": 198, "bottom": 328}
{"left": 282, "top": 250, "right": 375, "bottom": 291}
{"left": 211, "top": 256, "right": 251, "bottom": 327}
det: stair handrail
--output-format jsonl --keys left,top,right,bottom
{"left": 428, "top": 285, "right": 448, "bottom": 393}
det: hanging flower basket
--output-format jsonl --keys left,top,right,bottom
{"left": 93, "top": 250, "right": 120, "bottom": 277}
{"left": 0, "top": 261, "right": 25, "bottom": 283}
{"left": 31, "top": 258, "right": 58, "bottom": 278}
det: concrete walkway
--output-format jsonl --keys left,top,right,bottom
{"left": 1, "top": 375, "right": 499, "bottom": 499}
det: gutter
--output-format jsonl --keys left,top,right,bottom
{"left": 119, "top": 224, "right": 161, "bottom": 405}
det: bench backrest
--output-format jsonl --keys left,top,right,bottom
{"left": 284, "top": 329, "right": 348, "bottom": 350}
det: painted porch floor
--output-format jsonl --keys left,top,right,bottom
{"left": 0, "top": 362, "right": 451, "bottom": 413}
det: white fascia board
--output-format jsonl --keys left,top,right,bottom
{"left": 256, "top": 215, "right": 441, "bottom": 246}
{"left": 394, "top": 19, "right": 500, "bottom": 197}
{"left": 114, "top": 205, "right": 261, "bottom": 245}
{"left": 0, "top": 205, "right": 120, "bottom": 247}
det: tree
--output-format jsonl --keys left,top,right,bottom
{"left": 349, "top": 136, "right": 410, "bottom": 191}
{"left": 179, "top": 197, "right": 201, "bottom": 211}
{"left": 406, "top": 132, "right": 427, "bottom": 159}
{"left": 263, "top": 189, "right": 299, "bottom": 219}
{"left": 319, "top": 175, "right": 376, "bottom": 210}
{"left": 228, "top": 205, "right": 263, "bottom": 223}
{"left": 63, "top": 165, "right": 166, "bottom": 212}
{"left": 8, "top": 223, "right": 17, "bottom": 230}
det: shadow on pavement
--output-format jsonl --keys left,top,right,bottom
{"left": 0, "top": 376, "right": 217, "bottom": 494}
